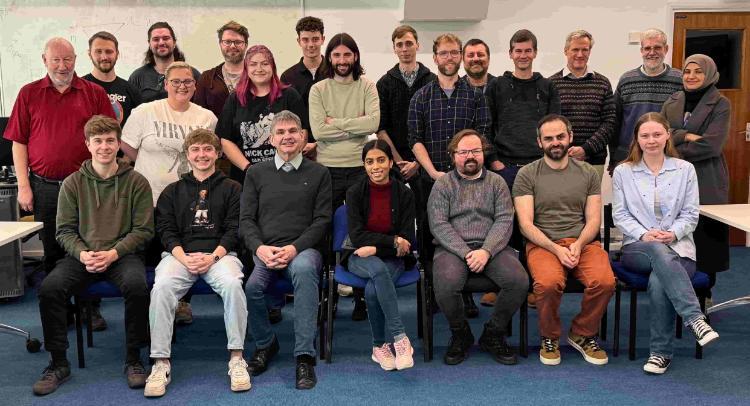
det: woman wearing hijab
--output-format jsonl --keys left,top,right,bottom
{"left": 661, "top": 54, "right": 731, "bottom": 292}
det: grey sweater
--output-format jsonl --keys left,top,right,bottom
{"left": 427, "top": 169, "right": 513, "bottom": 258}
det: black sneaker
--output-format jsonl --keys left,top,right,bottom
{"left": 268, "top": 308, "right": 283, "bottom": 325}
{"left": 478, "top": 325, "right": 517, "bottom": 365}
{"left": 295, "top": 355, "right": 317, "bottom": 390}
{"left": 33, "top": 362, "right": 71, "bottom": 396}
{"left": 444, "top": 323, "right": 474, "bottom": 365}
{"left": 248, "top": 336, "right": 279, "bottom": 376}
{"left": 352, "top": 296, "right": 367, "bottom": 321}
{"left": 125, "top": 360, "right": 147, "bottom": 388}
{"left": 643, "top": 354, "right": 671, "bottom": 374}
{"left": 688, "top": 317, "right": 719, "bottom": 347}
{"left": 463, "top": 293, "right": 479, "bottom": 319}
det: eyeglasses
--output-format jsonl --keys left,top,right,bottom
{"left": 221, "top": 40, "right": 246, "bottom": 47}
{"left": 168, "top": 79, "right": 196, "bottom": 88}
{"left": 454, "top": 148, "right": 483, "bottom": 157}
{"left": 436, "top": 50, "right": 461, "bottom": 58}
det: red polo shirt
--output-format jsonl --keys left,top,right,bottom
{"left": 4, "top": 74, "right": 115, "bottom": 180}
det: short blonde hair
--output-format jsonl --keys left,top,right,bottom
{"left": 164, "top": 61, "right": 193, "bottom": 79}
{"left": 564, "top": 29, "right": 594, "bottom": 51}
{"left": 640, "top": 28, "right": 668, "bottom": 46}
{"left": 433, "top": 33, "right": 462, "bottom": 54}
{"left": 84, "top": 115, "right": 121, "bottom": 141}
{"left": 183, "top": 128, "right": 222, "bottom": 153}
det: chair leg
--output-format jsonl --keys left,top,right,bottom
{"left": 507, "top": 313, "right": 513, "bottom": 337}
{"left": 676, "top": 315, "right": 683, "bottom": 339}
{"left": 85, "top": 300, "right": 94, "bottom": 348}
{"left": 613, "top": 286, "right": 621, "bottom": 357}
{"left": 419, "top": 271, "right": 430, "bottom": 362}
{"left": 73, "top": 297, "right": 85, "bottom": 368}
{"left": 318, "top": 287, "right": 326, "bottom": 361}
{"left": 696, "top": 295, "right": 706, "bottom": 360}
{"left": 422, "top": 274, "right": 433, "bottom": 362}
{"left": 416, "top": 282, "right": 424, "bottom": 339}
{"left": 520, "top": 299, "right": 528, "bottom": 358}
{"left": 600, "top": 309, "right": 608, "bottom": 341}
{"left": 325, "top": 269, "right": 335, "bottom": 364}
{"left": 628, "top": 289, "right": 637, "bottom": 361}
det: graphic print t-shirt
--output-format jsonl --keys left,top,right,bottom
{"left": 82, "top": 74, "right": 142, "bottom": 125}
{"left": 122, "top": 100, "right": 217, "bottom": 205}
{"left": 215, "top": 87, "right": 306, "bottom": 183}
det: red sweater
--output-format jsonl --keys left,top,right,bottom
{"left": 366, "top": 180, "right": 392, "bottom": 234}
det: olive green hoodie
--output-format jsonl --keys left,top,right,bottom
{"left": 56, "top": 158, "right": 154, "bottom": 261}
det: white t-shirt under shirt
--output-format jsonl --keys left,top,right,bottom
{"left": 122, "top": 99, "right": 217, "bottom": 205}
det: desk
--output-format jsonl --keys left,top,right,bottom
{"left": 699, "top": 204, "right": 750, "bottom": 314}
{"left": 0, "top": 221, "right": 43, "bottom": 247}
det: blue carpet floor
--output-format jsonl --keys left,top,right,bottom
{"left": 1, "top": 248, "right": 749, "bottom": 405}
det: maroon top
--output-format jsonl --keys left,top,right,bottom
{"left": 366, "top": 180, "right": 392, "bottom": 234}
{"left": 4, "top": 74, "right": 115, "bottom": 179}
{"left": 193, "top": 63, "right": 230, "bottom": 119}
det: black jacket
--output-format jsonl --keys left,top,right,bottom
{"left": 342, "top": 176, "right": 416, "bottom": 268}
{"left": 156, "top": 170, "right": 242, "bottom": 254}
{"left": 376, "top": 63, "right": 436, "bottom": 161}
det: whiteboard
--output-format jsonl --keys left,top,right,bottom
{"left": 0, "top": 2, "right": 302, "bottom": 115}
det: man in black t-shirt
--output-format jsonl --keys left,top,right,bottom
{"left": 84, "top": 31, "right": 142, "bottom": 126}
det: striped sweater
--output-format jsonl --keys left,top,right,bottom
{"left": 549, "top": 70, "right": 616, "bottom": 165}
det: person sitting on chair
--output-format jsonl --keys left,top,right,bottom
{"left": 427, "top": 129, "right": 528, "bottom": 366}
{"left": 612, "top": 112, "right": 719, "bottom": 375}
{"left": 342, "top": 139, "right": 416, "bottom": 371}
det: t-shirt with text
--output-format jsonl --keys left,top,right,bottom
{"left": 82, "top": 74, "right": 142, "bottom": 125}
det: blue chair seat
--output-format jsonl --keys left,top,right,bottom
{"left": 334, "top": 264, "right": 420, "bottom": 289}
{"left": 612, "top": 260, "right": 710, "bottom": 289}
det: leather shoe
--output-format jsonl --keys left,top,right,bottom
{"left": 444, "top": 322, "right": 474, "bottom": 365}
{"left": 248, "top": 336, "right": 279, "bottom": 376}
{"left": 295, "top": 355, "right": 317, "bottom": 390}
{"left": 268, "top": 308, "right": 283, "bottom": 325}
{"left": 478, "top": 324, "right": 517, "bottom": 365}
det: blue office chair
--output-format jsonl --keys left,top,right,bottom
{"left": 324, "top": 204, "right": 426, "bottom": 363}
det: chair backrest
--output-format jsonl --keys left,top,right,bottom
{"left": 332, "top": 204, "right": 348, "bottom": 253}
{"left": 603, "top": 203, "right": 615, "bottom": 252}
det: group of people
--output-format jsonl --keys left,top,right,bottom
{"left": 2, "top": 14, "right": 730, "bottom": 397}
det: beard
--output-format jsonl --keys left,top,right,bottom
{"left": 543, "top": 144, "right": 569, "bottom": 161}
{"left": 223, "top": 49, "right": 244, "bottom": 64}
{"left": 334, "top": 63, "right": 352, "bottom": 77}
{"left": 49, "top": 71, "right": 74, "bottom": 87}
{"left": 93, "top": 59, "right": 115, "bottom": 74}
{"left": 152, "top": 46, "right": 173, "bottom": 61}
{"left": 437, "top": 61, "right": 459, "bottom": 77}
{"left": 465, "top": 63, "right": 487, "bottom": 79}
{"left": 459, "top": 158, "right": 481, "bottom": 176}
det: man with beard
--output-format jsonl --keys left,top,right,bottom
{"left": 408, "top": 33, "right": 490, "bottom": 287}
{"left": 194, "top": 21, "right": 249, "bottom": 118}
{"left": 309, "top": 33, "right": 379, "bottom": 320}
{"left": 462, "top": 38, "right": 493, "bottom": 93}
{"left": 608, "top": 28, "right": 682, "bottom": 173}
{"left": 427, "top": 129, "right": 528, "bottom": 366}
{"left": 129, "top": 21, "right": 200, "bottom": 103}
{"left": 513, "top": 114, "right": 614, "bottom": 366}
{"left": 4, "top": 37, "right": 114, "bottom": 278}
{"left": 84, "top": 31, "right": 141, "bottom": 126}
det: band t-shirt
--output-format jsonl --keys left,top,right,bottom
{"left": 215, "top": 87, "right": 307, "bottom": 183}
{"left": 82, "top": 74, "right": 142, "bottom": 125}
{"left": 122, "top": 99, "right": 217, "bottom": 205}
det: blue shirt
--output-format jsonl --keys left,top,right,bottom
{"left": 408, "top": 78, "right": 490, "bottom": 172}
{"left": 612, "top": 157, "right": 699, "bottom": 260}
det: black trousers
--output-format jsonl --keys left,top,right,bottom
{"left": 30, "top": 175, "right": 65, "bottom": 273}
{"left": 38, "top": 254, "right": 149, "bottom": 357}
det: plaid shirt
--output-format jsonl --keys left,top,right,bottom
{"left": 408, "top": 78, "right": 490, "bottom": 172}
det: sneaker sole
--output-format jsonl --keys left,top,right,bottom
{"left": 643, "top": 364, "right": 667, "bottom": 374}
{"left": 230, "top": 380, "right": 252, "bottom": 392}
{"left": 479, "top": 342, "right": 518, "bottom": 365}
{"left": 395, "top": 347, "right": 415, "bottom": 370}
{"left": 539, "top": 353, "right": 561, "bottom": 366}
{"left": 33, "top": 374, "right": 71, "bottom": 396}
{"left": 697, "top": 331, "right": 719, "bottom": 347}
{"left": 371, "top": 354, "right": 396, "bottom": 371}
{"left": 566, "top": 337, "right": 608, "bottom": 365}
{"left": 144, "top": 376, "right": 170, "bottom": 397}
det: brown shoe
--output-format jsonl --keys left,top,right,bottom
{"left": 567, "top": 332, "right": 608, "bottom": 365}
{"left": 125, "top": 360, "right": 147, "bottom": 388}
{"left": 33, "top": 362, "right": 71, "bottom": 396}
{"left": 539, "top": 337, "right": 560, "bottom": 366}
{"left": 527, "top": 293, "right": 537, "bottom": 309}
{"left": 480, "top": 292, "right": 497, "bottom": 307}
{"left": 175, "top": 301, "right": 193, "bottom": 325}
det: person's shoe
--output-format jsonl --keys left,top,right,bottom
{"left": 144, "top": 362, "right": 170, "bottom": 397}
{"left": 527, "top": 292, "right": 537, "bottom": 309}
{"left": 443, "top": 323, "right": 474, "bottom": 365}
{"left": 228, "top": 358, "right": 252, "bottom": 392}
{"left": 268, "top": 308, "right": 283, "bottom": 325}
{"left": 248, "top": 336, "right": 279, "bottom": 376}
{"left": 32, "top": 362, "right": 71, "bottom": 396}
{"left": 643, "top": 354, "right": 671, "bottom": 375}
{"left": 478, "top": 325, "right": 517, "bottom": 365}
{"left": 688, "top": 317, "right": 719, "bottom": 347}
{"left": 175, "top": 301, "right": 193, "bottom": 325}
{"left": 371, "top": 343, "right": 396, "bottom": 371}
{"left": 124, "top": 360, "right": 147, "bottom": 388}
{"left": 393, "top": 336, "right": 415, "bottom": 370}
{"left": 337, "top": 284, "right": 353, "bottom": 296}
{"left": 295, "top": 355, "right": 317, "bottom": 390}
{"left": 463, "top": 293, "right": 479, "bottom": 319}
{"left": 567, "top": 332, "right": 608, "bottom": 365}
{"left": 539, "top": 337, "right": 561, "bottom": 366}
{"left": 480, "top": 292, "right": 497, "bottom": 307}
{"left": 352, "top": 296, "right": 367, "bottom": 321}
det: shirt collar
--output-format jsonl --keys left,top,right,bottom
{"left": 454, "top": 168, "right": 486, "bottom": 181}
{"left": 42, "top": 73, "right": 83, "bottom": 89}
{"left": 639, "top": 64, "right": 668, "bottom": 76}
{"left": 632, "top": 156, "right": 678, "bottom": 174}
{"left": 274, "top": 152, "right": 303, "bottom": 170}
{"left": 562, "top": 66, "right": 593, "bottom": 79}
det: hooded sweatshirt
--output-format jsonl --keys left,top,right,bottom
{"left": 156, "top": 170, "right": 242, "bottom": 254}
{"left": 56, "top": 158, "right": 154, "bottom": 260}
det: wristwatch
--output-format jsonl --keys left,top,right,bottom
{"left": 213, "top": 255, "right": 220, "bottom": 263}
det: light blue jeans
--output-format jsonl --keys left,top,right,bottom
{"left": 245, "top": 248, "right": 322, "bottom": 357}
{"left": 347, "top": 255, "right": 406, "bottom": 346}
{"left": 622, "top": 241, "right": 704, "bottom": 358}
{"left": 149, "top": 253, "right": 247, "bottom": 358}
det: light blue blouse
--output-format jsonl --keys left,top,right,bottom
{"left": 612, "top": 157, "right": 699, "bottom": 260}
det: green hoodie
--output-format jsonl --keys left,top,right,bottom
{"left": 56, "top": 158, "right": 154, "bottom": 260}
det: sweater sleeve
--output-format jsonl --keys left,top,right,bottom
{"left": 239, "top": 170, "right": 265, "bottom": 254}
{"left": 330, "top": 80, "right": 380, "bottom": 136}
{"left": 480, "top": 177, "right": 514, "bottom": 257}
{"left": 55, "top": 178, "right": 89, "bottom": 260}
{"left": 112, "top": 175, "right": 154, "bottom": 257}
{"left": 308, "top": 82, "right": 348, "bottom": 141}
{"left": 218, "top": 181, "right": 241, "bottom": 252}
{"left": 156, "top": 183, "right": 183, "bottom": 253}
{"left": 581, "top": 76, "right": 616, "bottom": 157}
{"left": 427, "top": 176, "right": 472, "bottom": 258}
{"left": 376, "top": 77, "right": 391, "bottom": 133}
{"left": 484, "top": 79, "right": 499, "bottom": 165}
{"left": 292, "top": 168, "right": 333, "bottom": 252}
{"left": 674, "top": 98, "right": 731, "bottom": 162}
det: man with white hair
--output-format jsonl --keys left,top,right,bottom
{"left": 608, "top": 28, "right": 682, "bottom": 173}
{"left": 3, "top": 37, "right": 114, "bottom": 275}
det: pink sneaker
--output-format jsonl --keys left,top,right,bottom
{"left": 393, "top": 336, "right": 414, "bottom": 370}
{"left": 371, "top": 344, "right": 396, "bottom": 371}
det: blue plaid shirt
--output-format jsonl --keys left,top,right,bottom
{"left": 408, "top": 78, "right": 491, "bottom": 172}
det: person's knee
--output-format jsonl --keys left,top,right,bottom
{"left": 38, "top": 276, "right": 65, "bottom": 303}
{"left": 533, "top": 274, "right": 564, "bottom": 296}
{"left": 121, "top": 278, "right": 149, "bottom": 300}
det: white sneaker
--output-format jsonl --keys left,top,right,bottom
{"left": 144, "top": 362, "right": 171, "bottom": 397}
{"left": 393, "top": 336, "right": 414, "bottom": 370}
{"left": 228, "top": 358, "right": 251, "bottom": 392}
{"left": 337, "top": 284, "right": 353, "bottom": 296}
{"left": 371, "top": 343, "right": 396, "bottom": 371}
{"left": 643, "top": 354, "right": 671, "bottom": 374}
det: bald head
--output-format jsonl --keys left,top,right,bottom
{"left": 42, "top": 37, "right": 76, "bottom": 89}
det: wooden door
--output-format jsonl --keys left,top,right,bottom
{"left": 673, "top": 12, "right": 750, "bottom": 245}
